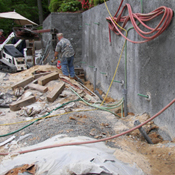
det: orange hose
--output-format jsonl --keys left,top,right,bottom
{"left": 106, "top": 1, "right": 173, "bottom": 43}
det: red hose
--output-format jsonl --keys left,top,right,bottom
{"left": 106, "top": 1, "right": 173, "bottom": 43}
{"left": 0, "top": 99, "right": 174, "bottom": 156}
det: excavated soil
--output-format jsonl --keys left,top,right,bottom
{"left": 0, "top": 65, "right": 175, "bottom": 175}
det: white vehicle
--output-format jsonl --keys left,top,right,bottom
{"left": 0, "top": 32, "right": 27, "bottom": 72}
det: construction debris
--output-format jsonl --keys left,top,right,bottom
{"left": 0, "top": 65, "right": 175, "bottom": 175}
{"left": 27, "top": 83, "right": 48, "bottom": 93}
{"left": 10, "top": 96, "right": 36, "bottom": 111}
{"left": 47, "top": 82, "right": 65, "bottom": 102}
{"left": 11, "top": 76, "right": 34, "bottom": 90}
{"left": 38, "top": 72, "right": 59, "bottom": 86}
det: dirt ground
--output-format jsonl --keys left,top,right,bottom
{"left": 0, "top": 65, "right": 175, "bottom": 175}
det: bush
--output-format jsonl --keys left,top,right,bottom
{"left": 79, "top": 0, "right": 105, "bottom": 10}
{"left": 58, "top": 0, "right": 82, "bottom": 12}
{"left": 48, "top": 0, "right": 105, "bottom": 12}
{"left": 49, "top": 0, "right": 62, "bottom": 12}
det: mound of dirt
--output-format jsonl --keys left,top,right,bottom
{"left": 0, "top": 65, "right": 175, "bottom": 175}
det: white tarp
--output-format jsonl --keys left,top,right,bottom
{"left": 0, "top": 11, "right": 38, "bottom": 26}
{"left": 0, "top": 135, "right": 144, "bottom": 175}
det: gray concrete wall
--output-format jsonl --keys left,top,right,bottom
{"left": 42, "top": 12, "right": 82, "bottom": 66}
{"left": 82, "top": 0, "right": 175, "bottom": 140}
{"left": 42, "top": 1, "right": 175, "bottom": 140}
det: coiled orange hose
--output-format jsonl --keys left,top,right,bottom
{"left": 106, "top": 0, "right": 174, "bottom": 43}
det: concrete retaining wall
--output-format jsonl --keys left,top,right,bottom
{"left": 42, "top": 0, "right": 175, "bottom": 140}
{"left": 82, "top": 0, "right": 175, "bottom": 140}
{"left": 42, "top": 12, "right": 82, "bottom": 66}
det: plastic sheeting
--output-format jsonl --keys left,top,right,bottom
{"left": 0, "top": 135, "right": 145, "bottom": 175}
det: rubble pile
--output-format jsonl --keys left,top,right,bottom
{"left": 0, "top": 65, "right": 175, "bottom": 175}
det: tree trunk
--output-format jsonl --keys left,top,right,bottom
{"left": 37, "top": 0, "right": 43, "bottom": 25}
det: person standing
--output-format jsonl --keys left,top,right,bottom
{"left": 53, "top": 33, "right": 76, "bottom": 79}
{"left": 0, "top": 29, "right": 6, "bottom": 44}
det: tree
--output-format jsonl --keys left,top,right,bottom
{"left": 0, "top": 0, "right": 50, "bottom": 36}
{"left": 37, "top": 0, "right": 44, "bottom": 25}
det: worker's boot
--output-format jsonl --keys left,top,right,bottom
{"left": 63, "top": 75, "right": 69, "bottom": 78}
{"left": 70, "top": 76, "right": 78, "bottom": 81}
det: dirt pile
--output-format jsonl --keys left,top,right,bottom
{"left": 0, "top": 65, "right": 175, "bottom": 175}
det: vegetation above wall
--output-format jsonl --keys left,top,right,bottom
{"left": 0, "top": 0, "right": 49, "bottom": 36}
{"left": 48, "top": 0, "right": 105, "bottom": 12}
{"left": 49, "top": 0, "right": 82, "bottom": 12}
{"left": 0, "top": 0, "right": 106, "bottom": 36}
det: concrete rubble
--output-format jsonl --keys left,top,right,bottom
{"left": 0, "top": 65, "right": 175, "bottom": 175}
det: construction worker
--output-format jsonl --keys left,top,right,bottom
{"left": 0, "top": 29, "right": 6, "bottom": 44}
{"left": 53, "top": 33, "right": 76, "bottom": 79}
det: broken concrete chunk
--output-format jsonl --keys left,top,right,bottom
{"left": 11, "top": 76, "right": 35, "bottom": 90}
{"left": 10, "top": 96, "right": 36, "bottom": 111}
{"left": 14, "top": 87, "right": 25, "bottom": 97}
{"left": 47, "top": 82, "right": 65, "bottom": 102}
{"left": 38, "top": 72, "right": 59, "bottom": 86}
{"left": 27, "top": 83, "right": 48, "bottom": 93}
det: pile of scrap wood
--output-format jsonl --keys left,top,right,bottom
{"left": 9, "top": 69, "right": 99, "bottom": 114}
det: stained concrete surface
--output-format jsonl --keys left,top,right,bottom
{"left": 41, "top": 0, "right": 175, "bottom": 140}
{"left": 81, "top": 0, "right": 175, "bottom": 139}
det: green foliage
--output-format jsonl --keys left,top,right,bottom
{"left": 48, "top": 0, "right": 81, "bottom": 12}
{"left": 12, "top": 4, "right": 38, "bottom": 22}
{"left": 0, "top": 0, "right": 11, "bottom": 12}
{"left": 58, "top": 0, "right": 81, "bottom": 12}
{"left": 48, "top": 0, "right": 62, "bottom": 12}
{"left": 0, "top": 0, "right": 50, "bottom": 37}
{"left": 93, "top": 0, "right": 104, "bottom": 6}
{"left": 42, "top": 0, "right": 51, "bottom": 18}
{"left": 48, "top": 0, "right": 106, "bottom": 13}
{"left": 0, "top": 19, "right": 13, "bottom": 37}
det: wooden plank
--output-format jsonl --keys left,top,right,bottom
{"left": 27, "top": 83, "right": 48, "bottom": 93}
{"left": 11, "top": 76, "right": 34, "bottom": 90}
{"left": 10, "top": 96, "right": 36, "bottom": 111}
{"left": 47, "top": 82, "right": 65, "bottom": 102}
{"left": 34, "top": 72, "right": 51, "bottom": 79}
{"left": 38, "top": 72, "right": 59, "bottom": 86}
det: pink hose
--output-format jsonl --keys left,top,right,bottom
{"left": 0, "top": 99, "right": 174, "bottom": 156}
{"left": 106, "top": 1, "right": 173, "bottom": 43}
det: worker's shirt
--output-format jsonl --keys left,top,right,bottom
{"left": 0, "top": 35, "right": 6, "bottom": 44}
{"left": 55, "top": 38, "right": 74, "bottom": 61}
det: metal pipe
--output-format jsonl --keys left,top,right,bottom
{"left": 123, "top": 88, "right": 128, "bottom": 117}
{"left": 94, "top": 90, "right": 103, "bottom": 101}
{"left": 75, "top": 74, "right": 84, "bottom": 84}
{"left": 94, "top": 67, "right": 97, "bottom": 92}
{"left": 138, "top": 93, "right": 149, "bottom": 98}
{"left": 79, "top": 82, "right": 98, "bottom": 98}
{"left": 134, "top": 120, "right": 153, "bottom": 144}
{"left": 124, "top": 40, "right": 128, "bottom": 117}
{"left": 93, "top": 67, "right": 103, "bottom": 101}
{"left": 113, "top": 80, "right": 122, "bottom": 83}
{"left": 100, "top": 72, "right": 106, "bottom": 75}
{"left": 89, "top": 66, "right": 95, "bottom": 68}
{"left": 32, "top": 29, "right": 52, "bottom": 33}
